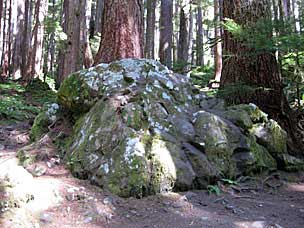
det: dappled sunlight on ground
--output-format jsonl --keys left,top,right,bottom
{"left": 1, "top": 121, "right": 304, "bottom": 227}
{"left": 234, "top": 220, "right": 269, "bottom": 228}
{"left": 287, "top": 183, "right": 304, "bottom": 193}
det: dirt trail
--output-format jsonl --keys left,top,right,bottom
{"left": 0, "top": 123, "right": 304, "bottom": 228}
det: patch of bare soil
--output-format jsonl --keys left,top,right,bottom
{"left": 0, "top": 123, "right": 303, "bottom": 228}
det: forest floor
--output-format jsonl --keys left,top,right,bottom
{"left": 0, "top": 80, "right": 304, "bottom": 228}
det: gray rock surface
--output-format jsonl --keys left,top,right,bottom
{"left": 31, "top": 58, "right": 300, "bottom": 197}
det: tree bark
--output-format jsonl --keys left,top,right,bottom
{"left": 221, "top": 0, "right": 283, "bottom": 112}
{"left": 214, "top": 0, "right": 222, "bottom": 82}
{"left": 187, "top": 5, "right": 194, "bottom": 68}
{"left": 173, "top": 0, "right": 180, "bottom": 64}
{"left": 159, "top": 0, "right": 173, "bottom": 68}
{"left": 145, "top": 0, "right": 156, "bottom": 59}
{"left": 11, "top": 0, "right": 25, "bottom": 79}
{"left": 177, "top": 7, "right": 188, "bottom": 66}
{"left": 1, "top": 0, "right": 7, "bottom": 76}
{"left": 80, "top": 0, "right": 93, "bottom": 68}
{"left": 94, "top": 0, "right": 144, "bottom": 64}
{"left": 21, "top": 0, "right": 31, "bottom": 79}
{"left": 196, "top": 4, "right": 204, "bottom": 66}
{"left": 221, "top": 0, "right": 303, "bottom": 154}
{"left": 0, "top": 0, "right": 3, "bottom": 50}
{"left": 95, "top": 0, "right": 104, "bottom": 34}
{"left": 58, "top": 0, "right": 82, "bottom": 82}
{"left": 28, "top": 0, "right": 48, "bottom": 80}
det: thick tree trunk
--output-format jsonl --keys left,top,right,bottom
{"left": 145, "top": 0, "right": 156, "bottom": 59}
{"left": 58, "top": 0, "right": 82, "bottom": 82}
{"left": 95, "top": 0, "right": 104, "bottom": 34}
{"left": 94, "top": 0, "right": 144, "bottom": 64}
{"left": 159, "top": 0, "right": 173, "bottom": 68}
{"left": 221, "top": 0, "right": 303, "bottom": 154}
{"left": 221, "top": 0, "right": 283, "bottom": 112}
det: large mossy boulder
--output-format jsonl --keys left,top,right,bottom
{"left": 31, "top": 59, "right": 301, "bottom": 197}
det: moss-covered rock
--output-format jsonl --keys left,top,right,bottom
{"left": 221, "top": 109, "right": 253, "bottom": 130}
{"left": 30, "top": 103, "right": 60, "bottom": 141}
{"left": 56, "top": 59, "right": 302, "bottom": 197}
{"left": 17, "top": 149, "right": 36, "bottom": 167}
{"left": 228, "top": 104, "right": 268, "bottom": 123}
{"left": 277, "top": 154, "right": 304, "bottom": 171}
{"left": 251, "top": 120, "right": 287, "bottom": 155}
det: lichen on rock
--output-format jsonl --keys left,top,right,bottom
{"left": 35, "top": 58, "right": 301, "bottom": 197}
{"left": 30, "top": 103, "right": 60, "bottom": 141}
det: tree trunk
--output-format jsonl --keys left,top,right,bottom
{"left": 0, "top": 0, "right": 3, "bottom": 58}
{"left": 282, "top": 0, "right": 291, "bottom": 18}
{"left": 159, "top": 0, "right": 173, "bottom": 68}
{"left": 221, "top": 0, "right": 303, "bottom": 154}
{"left": 221, "top": 0, "right": 283, "bottom": 112}
{"left": 95, "top": 0, "right": 104, "bottom": 34}
{"left": 58, "top": 0, "right": 82, "bottom": 82}
{"left": 187, "top": 5, "right": 193, "bottom": 68}
{"left": 177, "top": 7, "right": 189, "bottom": 68}
{"left": 1, "top": 0, "right": 7, "bottom": 76}
{"left": 196, "top": 4, "right": 204, "bottom": 66}
{"left": 1, "top": 0, "right": 12, "bottom": 78}
{"left": 145, "top": 0, "right": 156, "bottom": 59}
{"left": 173, "top": 0, "right": 180, "bottom": 65}
{"left": 94, "top": 0, "right": 144, "bottom": 64}
{"left": 21, "top": 0, "right": 31, "bottom": 79}
{"left": 28, "top": 0, "right": 48, "bottom": 81}
{"left": 80, "top": 0, "right": 93, "bottom": 68}
{"left": 214, "top": 0, "right": 222, "bottom": 82}
{"left": 11, "top": 0, "right": 25, "bottom": 79}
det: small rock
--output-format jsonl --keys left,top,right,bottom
{"left": 184, "top": 191, "right": 197, "bottom": 200}
{"left": 84, "top": 216, "right": 93, "bottom": 224}
{"left": 251, "top": 221, "right": 266, "bottom": 228}
{"left": 129, "top": 209, "right": 138, "bottom": 216}
{"left": 201, "top": 216, "right": 209, "bottom": 221}
{"left": 39, "top": 213, "right": 52, "bottom": 223}
{"left": 172, "top": 201, "right": 184, "bottom": 208}
{"left": 65, "top": 194, "right": 74, "bottom": 201}
{"left": 103, "top": 196, "right": 114, "bottom": 205}
{"left": 0, "top": 144, "right": 5, "bottom": 150}
{"left": 33, "top": 166, "right": 47, "bottom": 177}
{"left": 46, "top": 161, "right": 53, "bottom": 168}
{"left": 225, "top": 204, "right": 234, "bottom": 210}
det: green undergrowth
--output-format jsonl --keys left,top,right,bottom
{"left": 0, "top": 79, "right": 56, "bottom": 125}
{"left": 190, "top": 65, "right": 218, "bottom": 97}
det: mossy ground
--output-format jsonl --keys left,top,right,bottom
{"left": 0, "top": 79, "right": 56, "bottom": 125}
